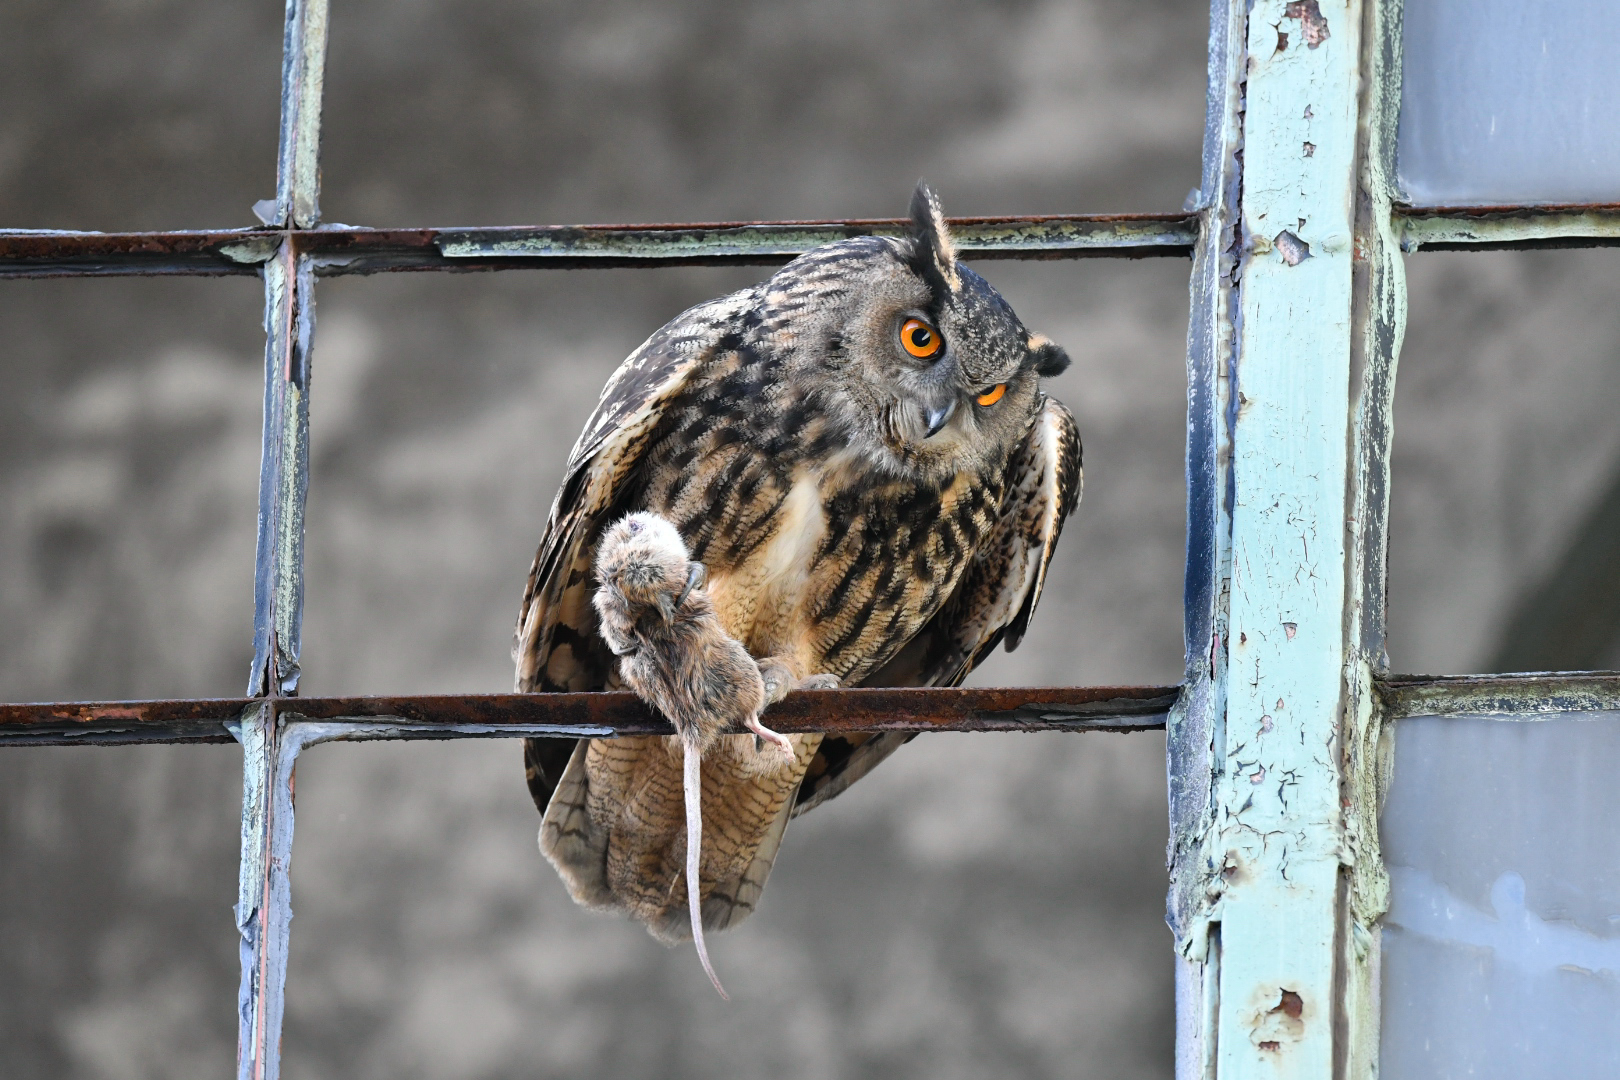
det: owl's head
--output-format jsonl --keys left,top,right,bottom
{"left": 772, "top": 183, "right": 1070, "bottom": 482}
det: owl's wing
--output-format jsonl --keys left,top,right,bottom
{"left": 515, "top": 290, "right": 754, "bottom": 810}
{"left": 793, "top": 394, "right": 1082, "bottom": 815}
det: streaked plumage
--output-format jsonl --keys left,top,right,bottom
{"left": 516, "top": 184, "right": 1082, "bottom": 955}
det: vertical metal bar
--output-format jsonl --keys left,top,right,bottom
{"left": 1171, "top": 0, "right": 1248, "bottom": 1074}
{"left": 239, "top": 5, "right": 326, "bottom": 1074}
{"left": 249, "top": 242, "right": 315, "bottom": 698}
{"left": 232, "top": 709, "right": 328, "bottom": 1080}
{"left": 233, "top": 702, "right": 284, "bottom": 1080}
{"left": 1340, "top": 0, "right": 1406, "bottom": 1075}
{"left": 238, "top": 241, "right": 315, "bottom": 1080}
{"left": 273, "top": 0, "right": 330, "bottom": 229}
{"left": 1209, "top": 0, "right": 1366, "bottom": 1077}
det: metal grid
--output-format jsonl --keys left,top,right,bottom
{"left": 4, "top": 1, "right": 1620, "bottom": 1078}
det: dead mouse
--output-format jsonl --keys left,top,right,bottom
{"left": 591, "top": 510, "right": 794, "bottom": 998}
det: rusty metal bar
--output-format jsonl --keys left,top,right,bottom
{"left": 1377, "top": 672, "right": 1620, "bottom": 719}
{"left": 10, "top": 202, "right": 1620, "bottom": 280}
{"left": 1397, "top": 202, "right": 1620, "bottom": 251}
{"left": 0, "top": 214, "right": 1201, "bottom": 279}
{"left": 0, "top": 685, "right": 1180, "bottom": 748}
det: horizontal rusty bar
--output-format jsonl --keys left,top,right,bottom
{"left": 0, "top": 229, "right": 275, "bottom": 278}
{"left": 1397, "top": 202, "right": 1620, "bottom": 252}
{"left": 1378, "top": 672, "right": 1620, "bottom": 719}
{"left": 0, "top": 685, "right": 1179, "bottom": 747}
{"left": 0, "top": 698, "right": 252, "bottom": 745}
{"left": 0, "top": 213, "right": 1198, "bottom": 279}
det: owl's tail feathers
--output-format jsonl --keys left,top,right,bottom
{"left": 683, "top": 738, "right": 729, "bottom": 1000}
{"left": 538, "top": 740, "right": 615, "bottom": 909}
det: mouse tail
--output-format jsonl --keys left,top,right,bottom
{"left": 683, "top": 738, "right": 728, "bottom": 1000}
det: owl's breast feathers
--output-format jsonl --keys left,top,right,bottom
{"left": 635, "top": 339, "right": 1008, "bottom": 687}
{"left": 517, "top": 262, "right": 1080, "bottom": 942}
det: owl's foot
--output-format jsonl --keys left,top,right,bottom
{"left": 758, "top": 659, "right": 841, "bottom": 706}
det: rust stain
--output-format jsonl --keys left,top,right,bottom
{"left": 1274, "top": 231, "right": 1312, "bottom": 266}
{"left": 1283, "top": 1, "right": 1330, "bottom": 48}
{"left": 1249, "top": 985, "right": 1308, "bottom": 1052}
{"left": 0, "top": 685, "right": 1181, "bottom": 746}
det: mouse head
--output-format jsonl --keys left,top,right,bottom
{"left": 594, "top": 512, "right": 700, "bottom": 626}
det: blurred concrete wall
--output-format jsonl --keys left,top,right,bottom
{"left": 2, "top": 2, "right": 1617, "bottom": 1079}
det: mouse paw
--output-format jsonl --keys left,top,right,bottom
{"left": 744, "top": 714, "right": 795, "bottom": 758}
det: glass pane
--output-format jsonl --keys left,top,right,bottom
{"left": 1381, "top": 713, "right": 1620, "bottom": 1079}
{"left": 1398, "top": 0, "right": 1620, "bottom": 206}
{"left": 1385, "top": 250, "right": 1620, "bottom": 675}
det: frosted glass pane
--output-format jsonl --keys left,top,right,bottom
{"left": 1380, "top": 713, "right": 1620, "bottom": 1079}
{"left": 1398, "top": 0, "right": 1620, "bottom": 205}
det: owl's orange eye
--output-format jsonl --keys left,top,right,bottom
{"left": 900, "top": 318, "right": 942, "bottom": 359}
{"left": 976, "top": 383, "right": 1007, "bottom": 407}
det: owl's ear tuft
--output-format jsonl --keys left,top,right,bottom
{"left": 1028, "top": 334, "right": 1071, "bottom": 377}
{"left": 906, "top": 181, "right": 961, "bottom": 296}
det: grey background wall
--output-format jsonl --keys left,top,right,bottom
{"left": 2, "top": 2, "right": 1616, "bottom": 1079}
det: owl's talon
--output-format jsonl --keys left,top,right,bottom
{"left": 799, "top": 673, "right": 840, "bottom": 691}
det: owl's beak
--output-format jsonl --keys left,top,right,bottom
{"left": 923, "top": 400, "right": 956, "bottom": 438}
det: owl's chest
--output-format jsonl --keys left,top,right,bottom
{"left": 654, "top": 449, "right": 999, "bottom": 681}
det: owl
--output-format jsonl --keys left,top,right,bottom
{"left": 514, "top": 183, "right": 1082, "bottom": 965}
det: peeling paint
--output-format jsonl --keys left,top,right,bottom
{"left": 1207, "top": 0, "right": 1363, "bottom": 1075}
{"left": 1283, "top": 1, "right": 1331, "bottom": 48}
{"left": 1274, "top": 230, "right": 1312, "bottom": 264}
{"left": 273, "top": 0, "right": 328, "bottom": 229}
{"left": 1399, "top": 203, "right": 1620, "bottom": 251}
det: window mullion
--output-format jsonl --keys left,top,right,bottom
{"left": 1207, "top": 1, "right": 1366, "bottom": 1077}
{"left": 239, "top": 4, "right": 328, "bottom": 1079}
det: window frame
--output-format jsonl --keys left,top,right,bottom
{"left": 3, "top": 1, "right": 1620, "bottom": 1078}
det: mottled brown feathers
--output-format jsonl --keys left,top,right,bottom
{"left": 515, "top": 183, "right": 1084, "bottom": 952}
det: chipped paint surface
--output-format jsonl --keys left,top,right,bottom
{"left": 1339, "top": 0, "right": 1406, "bottom": 1074}
{"left": 1171, "top": 0, "right": 1251, "bottom": 1076}
{"left": 1399, "top": 203, "right": 1620, "bottom": 251}
{"left": 1210, "top": 0, "right": 1363, "bottom": 1076}
{"left": 249, "top": 243, "right": 315, "bottom": 698}
{"left": 438, "top": 214, "right": 1200, "bottom": 262}
{"left": 273, "top": 0, "right": 328, "bottom": 229}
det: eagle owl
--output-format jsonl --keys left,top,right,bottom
{"left": 514, "top": 183, "right": 1083, "bottom": 962}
